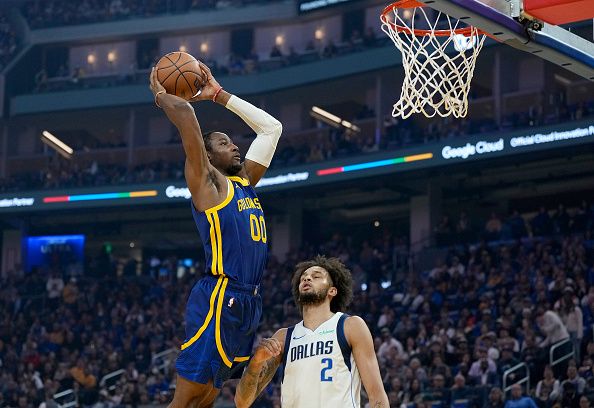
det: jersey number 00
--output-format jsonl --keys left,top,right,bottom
{"left": 249, "top": 214, "right": 267, "bottom": 243}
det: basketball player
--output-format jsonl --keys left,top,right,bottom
{"left": 235, "top": 255, "right": 389, "bottom": 407}
{"left": 149, "top": 62, "right": 282, "bottom": 408}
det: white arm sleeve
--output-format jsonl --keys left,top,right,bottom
{"left": 225, "top": 94, "right": 282, "bottom": 167}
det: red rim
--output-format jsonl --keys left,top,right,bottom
{"left": 381, "top": 0, "right": 486, "bottom": 37}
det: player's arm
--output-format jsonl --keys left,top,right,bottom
{"left": 150, "top": 68, "right": 225, "bottom": 211}
{"left": 197, "top": 63, "right": 282, "bottom": 186}
{"left": 235, "top": 329, "right": 286, "bottom": 408}
{"left": 345, "top": 316, "right": 389, "bottom": 408}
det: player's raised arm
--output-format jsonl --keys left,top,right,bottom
{"left": 235, "top": 329, "right": 286, "bottom": 408}
{"left": 196, "top": 62, "right": 282, "bottom": 185}
{"left": 149, "top": 67, "right": 225, "bottom": 211}
{"left": 346, "top": 316, "right": 390, "bottom": 407}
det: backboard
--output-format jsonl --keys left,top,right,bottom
{"left": 415, "top": 0, "right": 594, "bottom": 80}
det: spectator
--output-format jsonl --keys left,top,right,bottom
{"left": 556, "top": 287, "right": 584, "bottom": 362}
{"left": 485, "top": 387, "right": 505, "bottom": 408}
{"left": 537, "top": 308, "right": 570, "bottom": 348}
{"left": 532, "top": 207, "right": 554, "bottom": 236}
{"left": 451, "top": 374, "right": 473, "bottom": 401}
{"left": 508, "top": 210, "right": 528, "bottom": 239}
{"left": 485, "top": 212, "right": 503, "bottom": 241}
{"left": 561, "top": 381, "right": 581, "bottom": 408}
{"left": 363, "top": 27, "right": 377, "bottom": 47}
{"left": 535, "top": 365, "right": 561, "bottom": 408}
{"left": 426, "top": 373, "right": 451, "bottom": 405}
{"left": 562, "top": 365, "right": 587, "bottom": 396}
{"left": 62, "top": 277, "right": 79, "bottom": 305}
{"left": 270, "top": 44, "right": 283, "bottom": 58}
{"left": 468, "top": 347, "right": 498, "bottom": 386}
{"left": 46, "top": 270, "right": 64, "bottom": 308}
{"left": 504, "top": 384, "right": 538, "bottom": 408}
{"left": 378, "top": 327, "right": 405, "bottom": 363}
{"left": 498, "top": 346, "right": 520, "bottom": 379}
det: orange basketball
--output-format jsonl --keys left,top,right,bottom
{"left": 155, "top": 51, "right": 205, "bottom": 100}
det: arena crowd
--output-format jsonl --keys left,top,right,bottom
{"left": 1, "top": 201, "right": 594, "bottom": 407}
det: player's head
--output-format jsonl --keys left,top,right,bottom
{"left": 291, "top": 255, "right": 353, "bottom": 313}
{"left": 203, "top": 131, "right": 242, "bottom": 176}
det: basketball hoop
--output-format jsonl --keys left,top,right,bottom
{"left": 381, "top": 0, "right": 487, "bottom": 118}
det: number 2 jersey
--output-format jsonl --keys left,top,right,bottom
{"left": 281, "top": 312, "right": 362, "bottom": 407}
{"left": 191, "top": 176, "right": 267, "bottom": 286}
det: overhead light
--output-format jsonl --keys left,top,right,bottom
{"left": 315, "top": 28, "right": 324, "bottom": 40}
{"left": 341, "top": 119, "right": 360, "bottom": 132}
{"left": 87, "top": 54, "right": 96, "bottom": 64}
{"left": 200, "top": 42, "right": 208, "bottom": 53}
{"left": 107, "top": 51, "right": 116, "bottom": 63}
{"left": 554, "top": 73, "right": 572, "bottom": 86}
{"left": 179, "top": 45, "right": 187, "bottom": 52}
{"left": 311, "top": 106, "right": 341, "bottom": 126}
{"left": 41, "top": 130, "right": 73, "bottom": 159}
{"left": 275, "top": 35, "right": 284, "bottom": 46}
{"left": 310, "top": 106, "right": 360, "bottom": 133}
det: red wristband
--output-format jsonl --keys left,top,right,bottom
{"left": 213, "top": 86, "right": 223, "bottom": 103}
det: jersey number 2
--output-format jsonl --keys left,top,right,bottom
{"left": 249, "top": 214, "right": 267, "bottom": 243}
{"left": 321, "top": 358, "right": 333, "bottom": 382}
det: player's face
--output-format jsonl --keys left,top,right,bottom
{"left": 209, "top": 132, "right": 242, "bottom": 175}
{"left": 298, "top": 266, "right": 334, "bottom": 306}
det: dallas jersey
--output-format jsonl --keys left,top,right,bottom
{"left": 281, "top": 313, "right": 361, "bottom": 407}
{"left": 191, "top": 176, "right": 267, "bottom": 285}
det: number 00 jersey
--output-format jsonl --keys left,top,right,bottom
{"left": 281, "top": 313, "right": 361, "bottom": 408}
{"left": 192, "top": 176, "right": 268, "bottom": 286}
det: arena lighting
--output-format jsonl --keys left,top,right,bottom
{"left": 317, "top": 153, "right": 434, "bottom": 176}
{"left": 311, "top": 106, "right": 360, "bottom": 132}
{"left": 200, "top": 42, "right": 208, "bottom": 53}
{"left": 43, "top": 190, "right": 157, "bottom": 203}
{"left": 41, "top": 131, "right": 74, "bottom": 159}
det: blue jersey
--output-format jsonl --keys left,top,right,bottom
{"left": 191, "top": 176, "right": 268, "bottom": 286}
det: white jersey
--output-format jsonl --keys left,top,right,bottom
{"left": 281, "top": 312, "right": 361, "bottom": 408}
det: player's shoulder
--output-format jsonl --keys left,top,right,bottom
{"left": 343, "top": 315, "right": 368, "bottom": 331}
{"left": 343, "top": 315, "right": 372, "bottom": 344}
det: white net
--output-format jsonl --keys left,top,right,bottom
{"left": 381, "top": 4, "right": 486, "bottom": 118}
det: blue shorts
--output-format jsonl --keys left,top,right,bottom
{"left": 176, "top": 275, "right": 262, "bottom": 388}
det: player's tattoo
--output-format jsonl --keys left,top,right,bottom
{"left": 255, "top": 356, "right": 281, "bottom": 395}
{"left": 236, "top": 355, "right": 281, "bottom": 404}
{"left": 371, "top": 402, "right": 385, "bottom": 408}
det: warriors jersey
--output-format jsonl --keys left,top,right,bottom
{"left": 192, "top": 176, "right": 268, "bottom": 286}
{"left": 281, "top": 313, "right": 361, "bottom": 408}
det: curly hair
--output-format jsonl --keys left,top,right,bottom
{"left": 291, "top": 255, "right": 353, "bottom": 313}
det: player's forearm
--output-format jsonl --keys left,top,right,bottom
{"left": 215, "top": 91, "right": 282, "bottom": 167}
{"left": 159, "top": 95, "right": 208, "bottom": 164}
{"left": 216, "top": 91, "right": 282, "bottom": 137}
{"left": 367, "top": 392, "right": 390, "bottom": 408}
{"left": 235, "top": 362, "right": 266, "bottom": 408}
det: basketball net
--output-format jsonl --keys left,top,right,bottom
{"left": 381, "top": 2, "right": 486, "bottom": 118}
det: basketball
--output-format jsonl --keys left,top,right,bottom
{"left": 155, "top": 51, "right": 205, "bottom": 100}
